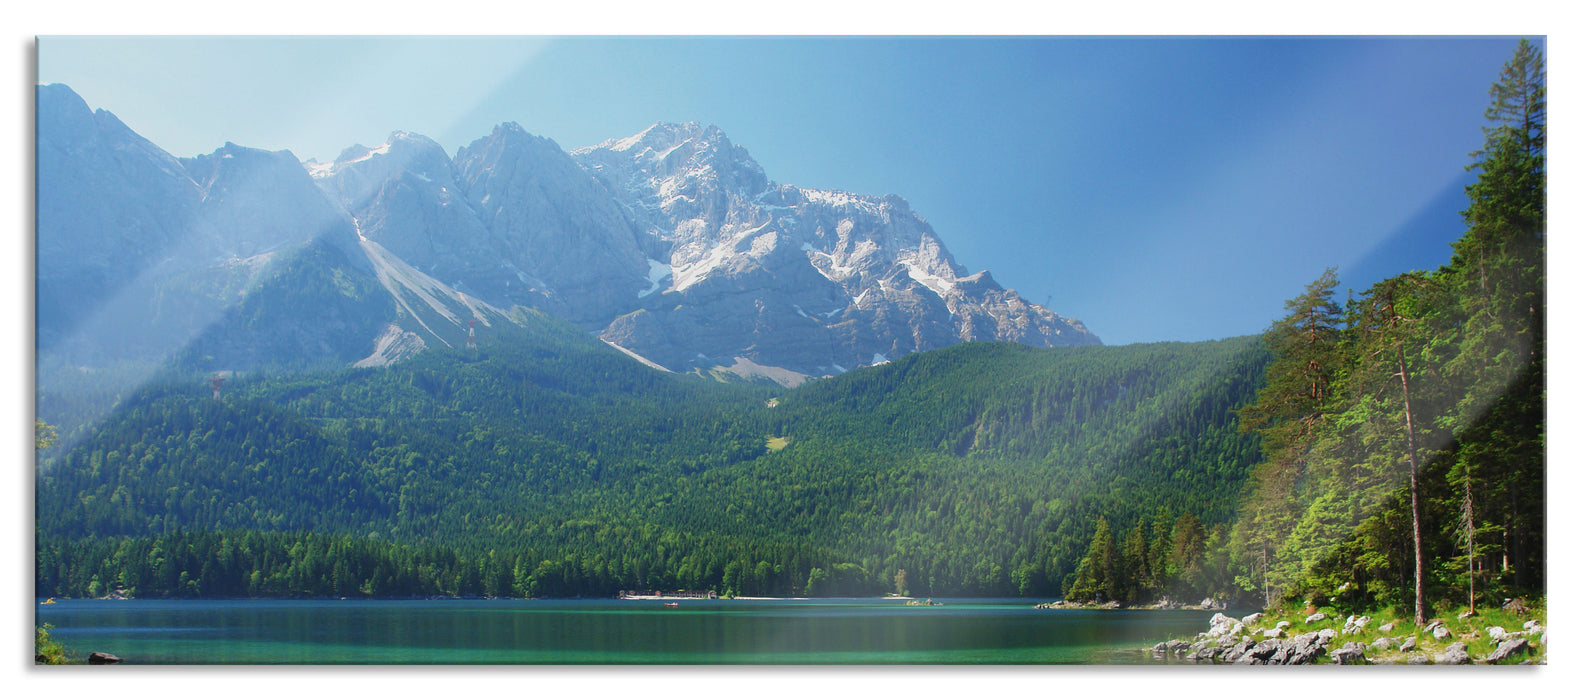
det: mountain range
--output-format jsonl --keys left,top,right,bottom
{"left": 36, "top": 83, "right": 1097, "bottom": 387}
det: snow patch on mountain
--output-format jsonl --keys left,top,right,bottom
{"left": 902, "top": 259, "right": 957, "bottom": 299}
{"left": 640, "top": 259, "right": 672, "bottom": 298}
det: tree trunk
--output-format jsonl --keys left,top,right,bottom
{"left": 1464, "top": 478, "right": 1476, "bottom": 614}
{"left": 1397, "top": 344, "right": 1428, "bottom": 626}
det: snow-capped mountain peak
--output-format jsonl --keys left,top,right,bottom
{"left": 572, "top": 122, "right": 1098, "bottom": 375}
{"left": 38, "top": 82, "right": 1096, "bottom": 389}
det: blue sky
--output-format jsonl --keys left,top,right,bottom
{"left": 37, "top": 35, "right": 1537, "bottom": 345}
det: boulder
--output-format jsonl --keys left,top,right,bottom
{"left": 1370, "top": 636, "right": 1398, "bottom": 651}
{"left": 1316, "top": 628, "right": 1338, "bottom": 645}
{"left": 1262, "top": 627, "right": 1284, "bottom": 639}
{"left": 1341, "top": 614, "right": 1372, "bottom": 635}
{"left": 1485, "top": 638, "right": 1530, "bottom": 664}
{"left": 1282, "top": 631, "right": 1328, "bottom": 665}
{"left": 1407, "top": 655, "right": 1430, "bottom": 665}
{"left": 1398, "top": 637, "right": 1416, "bottom": 652}
{"left": 1458, "top": 610, "right": 1477, "bottom": 621}
{"left": 1486, "top": 626, "right": 1516, "bottom": 642}
{"left": 1329, "top": 641, "right": 1369, "bottom": 665}
{"left": 1432, "top": 625, "right": 1453, "bottom": 641}
{"left": 1304, "top": 612, "right": 1328, "bottom": 624}
{"left": 1378, "top": 621, "right": 1395, "bottom": 633}
{"left": 1266, "top": 640, "right": 1293, "bottom": 665}
{"left": 1224, "top": 639, "right": 1256, "bottom": 663}
{"left": 1248, "top": 639, "right": 1283, "bottom": 662}
{"left": 1241, "top": 612, "right": 1264, "bottom": 626}
{"left": 1208, "top": 613, "right": 1239, "bottom": 636}
{"left": 1275, "top": 620, "right": 1291, "bottom": 630}
{"left": 1502, "top": 598, "right": 1528, "bottom": 614}
{"left": 87, "top": 652, "right": 122, "bottom": 665}
{"left": 1438, "top": 642, "right": 1472, "bottom": 665}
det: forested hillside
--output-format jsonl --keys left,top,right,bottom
{"left": 37, "top": 309, "right": 1268, "bottom": 599}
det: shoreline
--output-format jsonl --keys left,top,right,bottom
{"left": 1034, "top": 600, "right": 1241, "bottom": 611}
{"left": 1148, "top": 601, "right": 1548, "bottom": 665}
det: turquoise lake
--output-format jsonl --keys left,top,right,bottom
{"left": 34, "top": 598, "right": 1236, "bottom": 665}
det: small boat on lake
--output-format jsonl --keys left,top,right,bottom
{"left": 663, "top": 602, "right": 680, "bottom": 608}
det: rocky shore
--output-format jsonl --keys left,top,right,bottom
{"left": 1035, "top": 596, "right": 1227, "bottom": 611}
{"left": 1152, "top": 602, "right": 1547, "bottom": 665}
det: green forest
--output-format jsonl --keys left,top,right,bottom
{"left": 35, "top": 42, "right": 1544, "bottom": 619}
{"left": 36, "top": 316, "right": 1269, "bottom": 599}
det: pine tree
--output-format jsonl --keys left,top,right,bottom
{"left": 1348, "top": 274, "right": 1441, "bottom": 625}
{"left": 1232, "top": 269, "right": 1343, "bottom": 602}
{"left": 1066, "top": 516, "right": 1119, "bottom": 603}
{"left": 1447, "top": 37, "right": 1544, "bottom": 425}
{"left": 1147, "top": 506, "right": 1175, "bottom": 594}
{"left": 1122, "top": 520, "right": 1150, "bottom": 604}
{"left": 1170, "top": 512, "right": 1206, "bottom": 600}
{"left": 1239, "top": 268, "right": 1345, "bottom": 447}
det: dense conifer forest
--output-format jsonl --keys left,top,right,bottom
{"left": 35, "top": 42, "right": 1544, "bottom": 616}
{"left": 36, "top": 319, "right": 1269, "bottom": 599}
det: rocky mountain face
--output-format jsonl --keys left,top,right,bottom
{"left": 36, "top": 82, "right": 205, "bottom": 363}
{"left": 37, "top": 83, "right": 371, "bottom": 369}
{"left": 306, "top": 120, "right": 1100, "bottom": 378}
{"left": 572, "top": 122, "right": 1100, "bottom": 376}
{"left": 36, "top": 84, "right": 506, "bottom": 379}
{"left": 37, "top": 84, "right": 1098, "bottom": 389}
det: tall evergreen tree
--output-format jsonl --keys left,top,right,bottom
{"left": 1147, "top": 506, "right": 1174, "bottom": 594}
{"left": 1121, "top": 520, "right": 1150, "bottom": 604}
{"left": 1354, "top": 276, "right": 1434, "bottom": 625}
{"left": 1445, "top": 37, "right": 1546, "bottom": 599}
{"left": 1449, "top": 37, "right": 1545, "bottom": 429}
{"left": 1169, "top": 511, "right": 1206, "bottom": 600}
{"left": 1066, "top": 516, "right": 1119, "bottom": 603}
{"left": 1232, "top": 268, "right": 1343, "bottom": 602}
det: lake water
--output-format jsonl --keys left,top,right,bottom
{"left": 34, "top": 598, "right": 1230, "bottom": 665}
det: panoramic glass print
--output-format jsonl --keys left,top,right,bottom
{"left": 34, "top": 35, "right": 1546, "bottom": 666}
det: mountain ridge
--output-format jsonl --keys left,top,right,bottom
{"left": 37, "top": 83, "right": 1097, "bottom": 386}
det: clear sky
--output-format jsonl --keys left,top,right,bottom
{"left": 36, "top": 35, "right": 1538, "bottom": 345}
